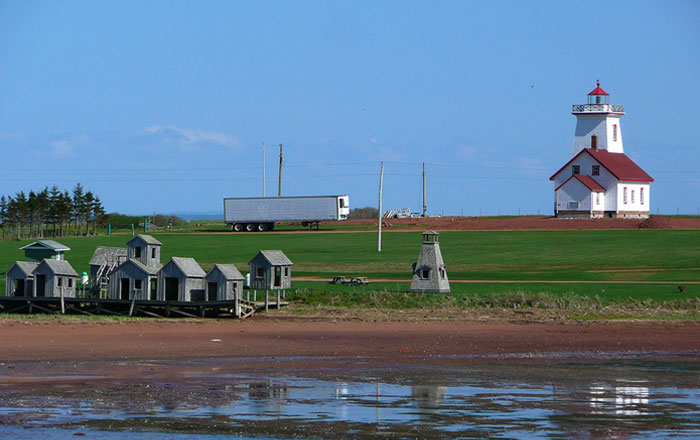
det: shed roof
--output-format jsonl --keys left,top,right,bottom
{"left": 12, "top": 261, "right": 39, "bottom": 276}
{"left": 550, "top": 149, "right": 654, "bottom": 183}
{"left": 169, "top": 257, "right": 206, "bottom": 277}
{"left": 39, "top": 259, "right": 78, "bottom": 276}
{"left": 19, "top": 240, "right": 70, "bottom": 251}
{"left": 209, "top": 264, "right": 244, "bottom": 280}
{"left": 127, "top": 234, "right": 162, "bottom": 246}
{"left": 116, "top": 258, "right": 160, "bottom": 276}
{"left": 250, "top": 250, "right": 293, "bottom": 266}
{"left": 89, "top": 246, "right": 127, "bottom": 265}
{"left": 555, "top": 174, "right": 606, "bottom": 192}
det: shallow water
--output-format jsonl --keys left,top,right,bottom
{"left": 0, "top": 353, "right": 699, "bottom": 439}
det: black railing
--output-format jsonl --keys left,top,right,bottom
{"left": 572, "top": 104, "right": 625, "bottom": 113}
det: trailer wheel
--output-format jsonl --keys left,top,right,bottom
{"left": 233, "top": 223, "right": 243, "bottom": 232}
{"left": 256, "top": 223, "right": 267, "bottom": 232}
{"left": 246, "top": 223, "right": 256, "bottom": 232}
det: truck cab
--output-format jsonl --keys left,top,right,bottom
{"left": 338, "top": 195, "right": 350, "bottom": 220}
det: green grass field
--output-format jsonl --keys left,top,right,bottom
{"left": 1, "top": 229, "right": 699, "bottom": 310}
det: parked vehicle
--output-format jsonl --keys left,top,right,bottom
{"left": 223, "top": 195, "right": 350, "bottom": 232}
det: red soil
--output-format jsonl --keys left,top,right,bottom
{"left": 339, "top": 215, "right": 700, "bottom": 231}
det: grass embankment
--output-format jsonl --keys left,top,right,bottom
{"left": 1, "top": 229, "right": 699, "bottom": 320}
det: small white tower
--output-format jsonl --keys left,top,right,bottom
{"left": 571, "top": 80, "right": 625, "bottom": 157}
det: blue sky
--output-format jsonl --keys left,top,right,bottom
{"left": 1, "top": 0, "right": 699, "bottom": 216}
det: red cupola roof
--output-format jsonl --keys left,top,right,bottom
{"left": 588, "top": 80, "right": 609, "bottom": 96}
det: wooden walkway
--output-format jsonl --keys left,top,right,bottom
{"left": 0, "top": 296, "right": 288, "bottom": 319}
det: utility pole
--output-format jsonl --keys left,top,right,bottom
{"left": 278, "top": 144, "right": 283, "bottom": 197}
{"left": 378, "top": 162, "right": 384, "bottom": 252}
{"left": 262, "top": 143, "right": 266, "bottom": 197}
{"left": 422, "top": 162, "right": 427, "bottom": 217}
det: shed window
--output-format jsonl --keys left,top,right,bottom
{"left": 640, "top": 188, "right": 645, "bottom": 205}
{"left": 135, "top": 279, "right": 142, "bottom": 290}
{"left": 592, "top": 165, "right": 600, "bottom": 176}
{"left": 58, "top": 277, "right": 63, "bottom": 287}
{"left": 572, "top": 165, "right": 580, "bottom": 175}
{"left": 151, "top": 248, "right": 156, "bottom": 259}
{"left": 623, "top": 187, "right": 628, "bottom": 204}
{"left": 68, "top": 278, "right": 73, "bottom": 288}
{"left": 284, "top": 267, "right": 289, "bottom": 276}
{"left": 135, "top": 247, "right": 142, "bottom": 258}
{"left": 256, "top": 268, "right": 264, "bottom": 278}
{"left": 421, "top": 268, "right": 431, "bottom": 279}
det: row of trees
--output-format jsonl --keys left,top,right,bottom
{"left": 0, "top": 183, "right": 106, "bottom": 239}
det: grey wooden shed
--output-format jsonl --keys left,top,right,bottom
{"left": 108, "top": 258, "right": 160, "bottom": 301}
{"left": 158, "top": 257, "right": 206, "bottom": 302}
{"left": 19, "top": 240, "right": 70, "bottom": 262}
{"left": 410, "top": 231, "right": 450, "bottom": 293}
{"left": 205, "top": 264, "right": 244, "bottom": 301}
{"left": 248, "top": 250, "right": 293, "bottom": 290}
{"left": 32, "top": 259, "right": 78, "bottom": 298}
{"left": 126, "top": 234, "right": 162, "bottom": 269}
{"left": 89, "top": 246, "right": 128, "bottom": 289}
{"left": 5, "top": 261, "right": 38, "bottom": 297}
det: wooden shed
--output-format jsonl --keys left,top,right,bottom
{"left": 158, "top": 257, "right": 206, "bottom": 302}
{"left": 89, "top": 246, "right": 127, "bottom": 289}
{"left": 108, "top": 258, "right": 160, "bottom": 301}
{"left": 32, "top": 259, "right": 78, "bottom": 298}
{"left": 5, "top": 261, "right": 38, "bottom": 297}
{"left": 205, "top": 264, "right": 244, "bottom": 301}
{"left": 248, "top": 250, "right": 293, "bottom": 290}
{"left": 126, "top": 234, "right": 162, "bottom": 269}
{"left": 19, "top": 240, "right": 70, "bottom": 262}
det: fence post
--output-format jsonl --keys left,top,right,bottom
{"left": 108, "top": 223, "right": 111, "bottom": 235}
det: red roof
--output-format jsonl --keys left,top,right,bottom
{"left": 555, "top": 174, "right": 606, "bottom": 192}
{"left": 550, "top": 148, "right": 654, "bottom": 182}
{"left": 588, "top": 80, "right": 609, "bottom": 96}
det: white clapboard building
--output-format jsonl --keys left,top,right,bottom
{"left": 550, "top": 81, "right": 653, "bottom": 218}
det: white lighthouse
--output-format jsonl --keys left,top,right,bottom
{"left": 550, "top": 81, "right": 653, "bottom": 219}
{"left": 571, "top": 80, "right": 624, "bottom": 156}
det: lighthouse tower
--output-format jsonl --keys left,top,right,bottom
{"left": 571, "top": 80, "right": 625, "bottom": 156}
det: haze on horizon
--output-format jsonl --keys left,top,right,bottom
{"left": 1, "top": 0, "right": 699, "bottom": 217}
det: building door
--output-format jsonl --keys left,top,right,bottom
{"left": 274, "top": 267, "right": 281, "bottom": 287}
{"left": 150, "top": 279, "right": 158, "bottom": 300}
{"left": 36, "top": 274, "right": 46, "bottom": 297}
{"left": 120, "top": 278, "right": 130, "bottom": 300}
{"left": 14, "top": 279, "right": 25, "bottom": 296}
{"left": 165, "top": 277, "right": 179, "bottom": 301}
{"left": 207, "top": 282, "right": 218, "bottom": 301}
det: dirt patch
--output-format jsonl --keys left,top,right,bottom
{"left": 336, "top": 215, "right": 700, "bottom": 231}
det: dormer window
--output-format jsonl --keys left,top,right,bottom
{"left": 572, "top": 165, "right": 580, "bottom": 175}
{"left": 134, "top": 247, "right": 142, "bottom": 258}
{"left": 592, "top": 165, "right": 600, "bottom": 176}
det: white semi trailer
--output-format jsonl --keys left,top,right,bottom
{"left": 223, "top": 195, "right": 350, "bottom": 232}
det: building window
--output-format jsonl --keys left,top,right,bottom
{"left": 641, "top": 188, "right": 645, "bottom": 205}
{"left": 68, "top": 279, "right": 73, "bottom": 288}
{"left": 151, "top": 248, "right": 156, "bottom": 259}
{"left": 421, "top": 268, "right": 431, "bottom": 279}
{"left": 256, "top": 267, "right": 264, "bottom": 278}
{"left": 58, "top": 277, "right": 63, "bottom": 287}
{"left": 631, "top": 190, "right": 635, "bottom": 204}
{"left": 135, "top": 279, "right": 142, "bottom": 290}
{"left": 596, "top": 193, "right": 601, "bottom": 205}
{"left": 613, "top": 124, "right": 618, "bottom": 141}
{"left": 592, "top": 165, "right": 600, "bottom": 176}
{"left": 284, "top": 267, "right": 289, "bottom": 276}
{"left": 572, "top": 165, "right": 580, "bottom": 175}
{"left": 135, "top": 247, "right": 142, "bottom": 258}
{"left": 339, "top": 198, "right": 346, "bottom": 208}
{"left": 568, "top": 201, "right": 580, "bottom": 209}
{"left": 623, "top": 187, "right": 628, "bottom": 204}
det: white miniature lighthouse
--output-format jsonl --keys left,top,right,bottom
{"left": 571, "top": 80, "right": 625, "bottom": 156}
{"left": 410, "top": 231, "right": 450, "bottom": 293}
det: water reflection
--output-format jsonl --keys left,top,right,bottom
{"left": 0, "top": 359, "right": 698, "bottom": 439}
